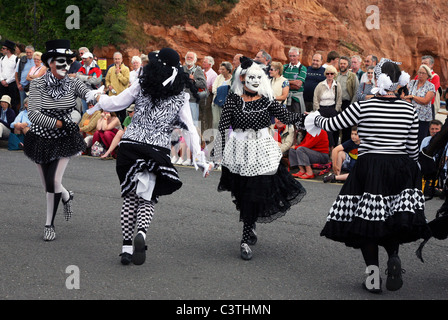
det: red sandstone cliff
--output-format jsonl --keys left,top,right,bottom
{"left": 95, "top": 0, "right": 448, "bottom": 86}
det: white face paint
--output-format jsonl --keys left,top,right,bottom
{"left": 54, "top": 56, "right": 71, "bottom": 77}
{"left": 244, "top": 67, "right": 263, "bottom": 92}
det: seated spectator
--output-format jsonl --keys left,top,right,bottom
{"left": 356, "top": 65, "right": 375, "bottom": 101}
{"left": 269, "top": 117, "right": 295, "bottom": 166}
{"left": 8, "top": 97, "right": 31, "bottom": 150}
{"left": 129, "top": 56, "right": 143, "bottom": 86}
{"left": 101, "top": 104, "right": 135, "bottom": 159}
{"left": 211, "top": 61, "right": 233, "bottom": 130}
{"left": 11, "top": 96, "right": 31, "bottom": 135}
{"left": 79, "top": 102, "right": 102, "bottom": 154}
{"left": 0, "top": 95, "right": 16, "bottom": 140}
{"left": 289, "top": 129, "right": 329, "bottom": 179}
{"left": 91, "top": 111, "right": 122, "bottom": 157}
{"left": 419, "top": 119, "right": 443, "bottom": 200}
{"left": 324, "top": 126, "right": 360, "bottom": 183}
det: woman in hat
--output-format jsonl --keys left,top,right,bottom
{"left": 213, "top": 57, "right": 307, "bottom": 261}
{"left": 0, "top": 95, "right": 15, "bottom": 139}
{"left": 305, "top": 58, "right": 431, "bottom": 293}
{"left": 23, "top": 39, "right": 99, "bottom": 241}
{"left": 88, "top": 48, "right": 211, "bottom": 265}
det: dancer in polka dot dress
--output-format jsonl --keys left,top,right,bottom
{"left": 23, "top": 40, "right": 100, "bottom": 241}
{"left": 214, "top": 57, "right": 307, "bottom": 260}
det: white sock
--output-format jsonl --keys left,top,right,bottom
{"left": 122, "top": 245, "right": 133, "bottom": 255}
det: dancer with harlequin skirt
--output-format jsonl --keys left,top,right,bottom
{"left": 305, "top": 59, "right": 431, "bottom": 293}
{"left": 213, "top": 57, "right": 306, "bottom": 260}
{"left": 89, "top": 48, "right": 212, "bottom": 265}
{"left": 23, "top": 40, "right": 101, "bottom": 241}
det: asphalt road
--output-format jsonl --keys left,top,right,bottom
{"left": 1, "top": 148, "right": 447, "bottom": 305}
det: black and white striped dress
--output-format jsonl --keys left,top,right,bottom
{"left": 91, "top": 81, "right": 201, "bottom": 201}
{"left": 24, "top": 72, "right": 89, "bottom": 164}
{"left": 312, "top": 97, "right": 431, "bottom": 248}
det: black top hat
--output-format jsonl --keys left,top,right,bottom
{"left": 149, "top": 48, "right": 180, "bottom": 67}
{"left": 41, "top": 39, "right": 75, "bottom": 67}
{"left": 2, "top": 40, "right": 16, "bottom": 52}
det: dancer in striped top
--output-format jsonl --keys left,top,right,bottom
{"left": 306, "top": 59, "right": 431, "bottom": 293}
{"left": 23, "top": 40, "right": 99, "bottom": 241}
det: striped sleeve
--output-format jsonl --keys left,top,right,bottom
{"left": 315, "top": 98, "right": 419, "bottom": 160}
{"left": 28, "top": 78, "right": 57, "bottom": 128}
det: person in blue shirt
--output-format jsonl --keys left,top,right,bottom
{"left": 15, "top": 46, "right": 35, "bottom": 111}
{"left": 303, "top": 53, "right": 326, "bottom": 112}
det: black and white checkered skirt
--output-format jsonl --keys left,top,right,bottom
{"left": 320, "top": 153, "right": 431, "bottom": 248}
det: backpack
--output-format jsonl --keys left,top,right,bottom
{"left": 213, "top": 84, "right": 230, "bottom": 107}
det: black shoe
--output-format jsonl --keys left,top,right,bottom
{"left": 240, "top": 243, "right": 252, "bottom": 260}
{"left": 119, "top": 252, "right": 132, "bottom": 265}
{"left": 323, "top": 173, "right": 336, "bottom": 183}
{"left": 132, "top": 233, "right": 147, "bottom": 265}
{"left": 247, "top": 225, "right": 257, "bottom": 245}
{"left": 385, "top": 254, "right": 405, "bottom": 291}
{"left": 362, "top": 277, "right": 382, "bottom": 294}
{"left": 62, "top": 191, "right": 74, "bottom": 221}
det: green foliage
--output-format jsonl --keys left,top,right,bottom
{"left": 0, "top": 0, "right": 128, "bottom": 52}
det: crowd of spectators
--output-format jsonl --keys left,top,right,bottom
{"left": 1, "top": 38, "right": 446, "bottom": 186}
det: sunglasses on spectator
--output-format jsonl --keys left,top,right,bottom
{"left": 326, "top": 73, "right": 335, "bottom": 75}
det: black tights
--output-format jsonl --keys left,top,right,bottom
{"left": 361, "top": 240, "right": 399, "bottom": 266}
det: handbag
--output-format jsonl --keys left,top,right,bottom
{"left": 91, "top": 141, "right": 105, "bottom": 157}
{"left": 214, "top": 84, "right": 230, "bottom": 107}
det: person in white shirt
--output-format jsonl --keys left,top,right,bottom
{"left": 0, "top": 40, "right": 19, "bottom": 113}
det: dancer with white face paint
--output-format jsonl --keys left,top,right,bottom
{"left": 213, "top": 56, "right": 307, "bottom": 260}
{"left": 23, "top": 40, "right": 101, "bottom": 241}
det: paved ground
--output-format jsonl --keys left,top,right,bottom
{"left": 1, "top": 148, "right": 447, "bottom": 305}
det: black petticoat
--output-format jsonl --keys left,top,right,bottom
{"left": 218, "top": 161, "right": 306, "bottom": 224}
{"left": 23, "top": 130, "right": 86, "bottom": 164}
{"left": 320, "top": 153, "right": 431, "bottom": 248}
{"left": 116, "top": 141, "right": 182, "bottom": 201}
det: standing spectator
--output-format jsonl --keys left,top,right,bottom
{"left": 15, "top": 45, "right": 35, "bottom": 111}
{"left": 26, "top": 52, "right": 46, "bottom": 82}
{"left": 303, "top": 53, "right": 326, "bottom": 112}
{"left": 129, "top": 55, "right": 143, "bottom": 86}
{"left": 68, "top": 51, "right": 82, "bottom": 77}
{"left": 201, "top": 56, "right": 217, "bottom": 132}
{"left": 183, "top": 51, "right": 207, "bottom": 127}
{"left": 351, "top": 55, "right": 364, "bottom": 81}
{"left": 0, "top": 40, "right": 20, "bottom": 114}
{"left": 283, "top": 47, "right": 306, "bottom": 114}
{"left": 254, "top": 49, "right": 272, "bottom": 76}
{"left": 140, "top": 54, "right": 149, "bottom": 67}
{"left": 419, "top": 55, "right": 441, "bottom": 118}
{"left": 336, "top": 56, "right": 359, "bottom": 143}
{"left": 356, "top": 66, "right": 375, "bottom": 101}
{"left": 0, "top": 95, "right": 15, "bottom": 140}
{"left": 360, "top": 54, "right": 378, "bottom": 84}
{"left": 77, "top": 52, "right": 102, "bottom": 114}
{"left": 313, "top": 65, "right": 342, "bottom": 150}
{"left": 269, "top": 61, "right": 290, "bottom": 107}
{"left": 405, "top": 64, "right": 436, "bottom": 145}
{"left": 231, "top": 53, "right": 243, "bottom": 86}
{"left": 323, "top": 50, "right": 340, "bottom": 70}
{"left": 211, "top": 61, "right": 233, "bottom": 131}
{"left": 105, "top": 52, "right": 130, "bottom": 123}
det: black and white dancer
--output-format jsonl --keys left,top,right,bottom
{"left": 23, "top": 39, "right": 99, "bottom": 241}
{"left": 213, "top": 57, "right": 306, "bottom": 260}
{"left": 415, "top": 121, "right": 448, "bottom": 262}
{"left": 305, "top": 59, "right": 431, "bottom": 293}
{"left": 89, "top": 48, "right": 211, "bottom": 265}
